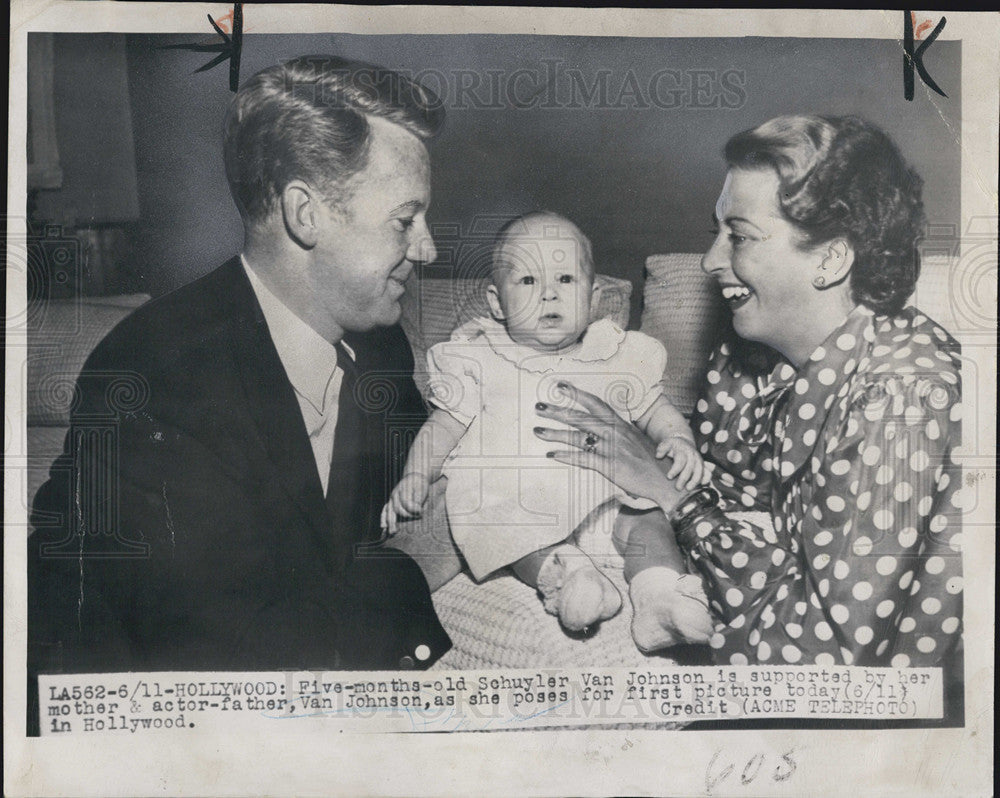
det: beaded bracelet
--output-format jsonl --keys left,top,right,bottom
{"left": 667, "top": 485, "right": 721, "bottom": 532}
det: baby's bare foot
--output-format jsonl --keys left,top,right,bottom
{"left": 536, "top": 545, "right": 622, "bottom": 632}
{"left": 629, "top": 566, "right": 714, "bottom": 653}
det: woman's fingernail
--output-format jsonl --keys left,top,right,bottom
{"left": 556, "top": 381, "right": 567, "bottom": 389}
{"left": 533, "top": 426, "right": 544, "bottom": 434}
{"left": 546, "top": 451, "right": 555, "bottom": 458}
{"left": 535, "top": 402, "right": 547, "bottom": 411}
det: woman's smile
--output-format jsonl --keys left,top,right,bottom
{"left": 719, "top": 282, "right": 753, "bottom": 309}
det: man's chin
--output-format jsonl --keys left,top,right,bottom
{"left": 343, "top": 304, "right": 402, "bottom": 334}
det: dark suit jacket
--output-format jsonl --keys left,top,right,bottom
{"left": 28, "top": 258, "right": 450, "bottom": 717}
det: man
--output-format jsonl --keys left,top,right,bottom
{"left": 28, "top": 57, "right": 452, "bottom": 719}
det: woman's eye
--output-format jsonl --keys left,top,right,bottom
{"left": 392, "top": 218, "right": 415, "bottom": 232}
{"left": 728, "top": 233, "right": 748, "bottom": 246}
{"left": 558, "top": 274, "right": 574, "bottom": 284}
{"left": 519, "top": 275, "right": 535, "bottom": 285}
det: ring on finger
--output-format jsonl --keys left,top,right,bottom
{"left": 583, "top": 432, "right": 599, "bottom": 454}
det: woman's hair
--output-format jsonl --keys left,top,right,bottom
{"left": 223, "top": 55, "right": 444, "bottom": 226}
{"left": 725, "top": 115, "right": 926, "bottom": 315}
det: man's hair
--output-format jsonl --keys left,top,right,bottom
{"left": 223, "top": 55, "right": 444, "bottom": 226}
{"left": 725, "top": 115, "right": 926, "bottom": 316}
{"left": 491, "top": 211, "right": 595, "bottom": 281}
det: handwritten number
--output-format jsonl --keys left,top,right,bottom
{"left": 740, "top": 753, "right": 765, "bottom": 785}
{"left": 705, "top": 750, "right": 735, "bottom": 795}
{"left": 774, "top": 749, "right": 798, "bottom": 782}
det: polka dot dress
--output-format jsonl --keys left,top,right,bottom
{"left": 683, "top": 306, "right": 963, "bottom": 667}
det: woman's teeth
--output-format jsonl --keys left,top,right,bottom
{"left": 721, "top": 285, "right": 752, "bottom": 301}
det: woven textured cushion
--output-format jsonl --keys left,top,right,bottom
{"left": 400, "top": 273, "right": 632, "bottom": 399}
{"left": 430, "top": 564, "right": 673, "bottom": 670}
{"left": 909, "top": 253, "right": 966, "bottom": 344}
{"left": 639, "top": 254, "right": 724, "bottom": 415}
{"left": 26, "top": 294, "right": 151, "bottom": 426}
{"left": 429, "top": 515, "right": 679, "bottom": 671}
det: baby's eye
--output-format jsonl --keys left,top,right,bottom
{"left": 558, "top": 274, "right": 575, "bottom": 284}
{"left": 518, "top": 275, "right": 535, "bottom": 285}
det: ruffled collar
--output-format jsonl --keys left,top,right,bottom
{"left": 450, "top": 316, "right": 627, "bottom": 373}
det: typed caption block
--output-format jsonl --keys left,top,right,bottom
{"left": 39, "top": 665, "right": 942, "bottom": 735}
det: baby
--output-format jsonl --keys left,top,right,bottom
{"left": 382, "top": 212, "right": 713, "bottom": 651}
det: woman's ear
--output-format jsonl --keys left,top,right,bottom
{"left": 813, "top": 238, "right": 855, "bottom": 289}
{"left": 486, "top": 284, "right": 506, "bottom": 321}
{"left": 280, "top": 181, "right": 319, "bottom": 249}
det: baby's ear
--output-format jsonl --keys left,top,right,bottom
{"left": 588, "top": 277, "right": 601, "bottom": 318}
{"left": 486, "top": 284, "right": 505, "bottom": 321}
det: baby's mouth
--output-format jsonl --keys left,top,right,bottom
{"left": 539, "top": 312, "right": 563, "bottom": 325}
{"left": 720, "top": 283, "right": 753, "bottom": 310}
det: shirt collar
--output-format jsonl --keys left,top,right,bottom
{"left": 241, "top": 255, "right": 345, "bottom": 415}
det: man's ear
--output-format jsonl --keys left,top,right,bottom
{"left": 813, "top": 238, "right": 855, "bottom": 289}
{"left": 280, "top": 181, "right": 320, "bottom": 249}
{"left": 486, "top": 284, "right": 505, "bottom": 321}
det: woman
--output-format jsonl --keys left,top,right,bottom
{"left": 535, "top": 115, "right": 963, "bottom": 669}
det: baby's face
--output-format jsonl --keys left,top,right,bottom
{"left": 488, "top": 220, "right": 595, "bottom": 352}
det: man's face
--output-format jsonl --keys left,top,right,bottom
{"left": 308, "top": 116, "right": 436, "bottom": 336}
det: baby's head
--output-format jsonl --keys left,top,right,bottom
{"left": 486, "top": 211, "right": 596, "bottom": 352}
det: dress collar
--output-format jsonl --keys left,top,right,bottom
{"left": 452, "top": 316, "right": 626, "bottom": 373}
{"left": 241, "top": 255, "right": 344, "bottom": 415}
{"left": 741, "top": 305, "right": 876, "bottom": 479}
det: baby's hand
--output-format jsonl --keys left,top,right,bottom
{"left": 655, "top": 436, "right": 705, "bottom": 492}
{"left": 380, "top": 473, "right": 430, "bottom": 536}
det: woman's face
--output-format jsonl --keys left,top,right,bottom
{"left": 701, "top": 167, "right": 830, "bottom": 361}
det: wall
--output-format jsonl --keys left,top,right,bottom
{"left": 33, "top": 33, "right": 140, "bottom": 227}
{"left": 119, "top": 33, "right": 961, "bottom": 319}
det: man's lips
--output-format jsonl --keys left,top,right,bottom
{"left": 388, "top": 264, "right": 412, "bottom": 292}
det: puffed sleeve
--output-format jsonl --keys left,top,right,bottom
{"left": 617, "top": 331, "right": 668, "bottom": 421}
{"left": 425, "top": 340, "right": 483, "bottom": 427}
{"left": 679, "top": 373, "right": 963, "bottom": 668}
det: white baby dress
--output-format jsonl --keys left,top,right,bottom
{"left": 427, "top": 316, "right": 668, "bottom": 580}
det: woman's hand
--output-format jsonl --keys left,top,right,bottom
{"left": 533, "top": 382, "right": 687, "bottom": 513}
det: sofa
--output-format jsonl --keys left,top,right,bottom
{"left": 22, "top": 253, "right": 964, "bottom": 671}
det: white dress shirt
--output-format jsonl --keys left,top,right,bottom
{"left": 241, "top": 256, "right": 353, "bottom": 496}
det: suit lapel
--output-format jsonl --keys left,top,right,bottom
{"left": 212, "top": 258, "right": 340, "bottom": 571}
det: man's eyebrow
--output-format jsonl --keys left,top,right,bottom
{"left": 389, "top": 200, "right": 423, "bottom": 214}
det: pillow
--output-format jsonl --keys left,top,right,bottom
{"left": 26, "top": 294, "right": 151, "bottom": 426}
{"left": 639, "top": 254, "right": 724, "bottom": 415}
{"left": 908, "top": 253, "right": 967, "bottom": 345}
{"left": 400, "top": 274, "right": 632, "bottom": 399}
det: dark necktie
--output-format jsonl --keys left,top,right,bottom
{"left": 326, "top": 342, "right": 367, "bottom": 565}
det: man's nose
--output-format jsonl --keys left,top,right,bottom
{"left": 406, "top": 219, "right": 437, "bottom": 264}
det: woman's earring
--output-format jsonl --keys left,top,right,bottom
{"left": 813, "top": 275, "right": 826, "bottom": 288}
